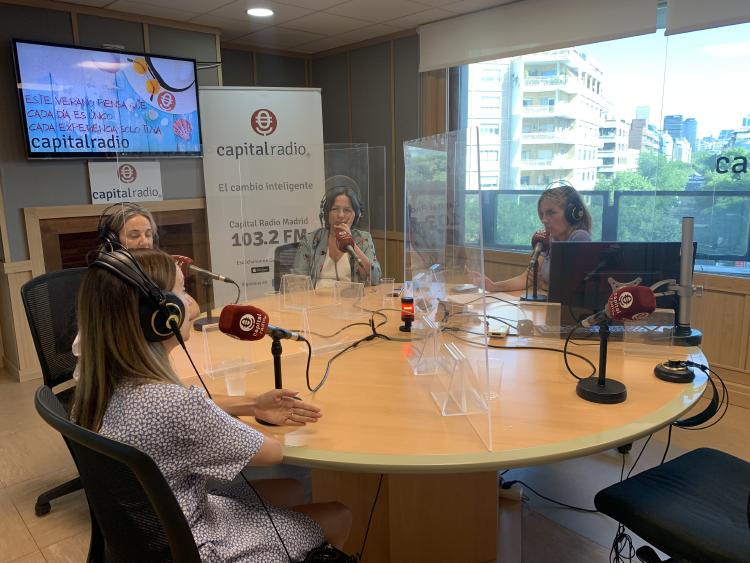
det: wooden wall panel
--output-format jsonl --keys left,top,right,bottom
{"left": 690, "top": 289, "right": 747, "bottom": 369}
{"left": 0, "top": 262, "right": 38, "bottom": 381}
{"left": 420, "top": 69, "right": 447, "bottom": 137}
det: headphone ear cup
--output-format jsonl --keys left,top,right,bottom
{"left": 139, "top": 292, "right": 185, "bottom": 342}
{"left": 565, "top": 202, "right": 584, "bottom": 225}
{"left": 98, "top": 218, "right": 122, "bottom": 250}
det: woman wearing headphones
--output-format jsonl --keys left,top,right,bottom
{"left": 478, "top": 184, "right": 592, "bottom": 292}
{"left": 292, "top": 181, "right": 381, "bottom": 287}
{"left": 98, "top": 202, "right": 159, "bottom": 250}
{"left": 73, "top": 249, "right": 351, "bottom": 561}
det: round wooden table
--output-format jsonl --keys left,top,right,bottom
{"left": 176, "top": 290, "right": 707, "bottom": 562}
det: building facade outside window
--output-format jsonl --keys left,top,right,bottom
{"left": 459, "top": 20, "right": 750, "bottom": 276}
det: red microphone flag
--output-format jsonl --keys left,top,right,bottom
{"left": 334, "top": 227, "right": 355, "bottom": 254}
{"left": 606, "top": 285, "right": 657, "bottom": 321}
{"left": 218, "top": 304, "right": 269, "bottom": 341}
{"left": 531, "top": 229, "right": 550, "bottom": 253}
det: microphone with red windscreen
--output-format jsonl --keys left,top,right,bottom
{"left": 172, "top": 255, "right": 235, "bottom": 284}
{"left": 581, "top": 285, "right": 657, "bottom": 328}
{"left": 172, "top": 254, "right": 193, "bottom": 279}
{"left": 219, "top": 304, "right": 304, "bottom": 341}
{"left": 529, "top": 229, "right": 550, "bottom": 265}
{"left": 334, "top": 227, "right": 362, "bottom": 265}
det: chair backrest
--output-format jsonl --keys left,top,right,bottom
{"left": 21, "top": 268, "right": 87, "bottom": 389}
{"left": 34, "top": 386, "right": 201, "bottom": 563}
{"left": 273, "top": 242, "right": 301, "bottom": 290}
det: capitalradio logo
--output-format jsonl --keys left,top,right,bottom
{"left": 251, "top": 108, "right": 278, "bottom": 136}
{"left": 239, "top": 313, "right": 256, "bottom": 332}
{"left": 618, "top": 291, "right": 634, "bottom": 309}
{"left": 117, "top": 164, "right": 137, "bottom": 183}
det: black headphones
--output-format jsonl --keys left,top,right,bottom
{"left": 97, "top": 202, "right": 159, "bottom": 251}
{"left": 318, "top": 186, "right": 363, "bottom": 229}
{"left": 90, "top": 250, "right": 184, "bottom": 343}
{"left": 654, "top": 359, "right": 720, "bottom": 428}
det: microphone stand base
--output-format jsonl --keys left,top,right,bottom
{"left": 520, "top": 295, "right": 548, "bottom": 302}
{"left": 671, "top": 327, "right": 702, "bottom": 346}
{"left": 192, "top": 317, "right": 215, "bottom": 332}
{"left": 576, "top": 377, "right": 627, "bottom": 404}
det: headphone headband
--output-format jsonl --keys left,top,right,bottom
{"left": 90, "top": 250, "right": 184, "bottom": 342}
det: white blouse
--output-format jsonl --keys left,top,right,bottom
{"left": 316, "top": 252, "right": 352, "bottom": 288}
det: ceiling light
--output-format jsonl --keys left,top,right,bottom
{"left": 247, "top": 8, "right": 274, "bottom": 17}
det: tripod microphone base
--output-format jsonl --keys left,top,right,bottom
{"left": 192, "top": 317, "right": 215, "bottom": 332}
{"left": 520, "top": 295, "right": 547, "bottom": 302}
{"left": 576, "top": 377, "right": 627, "bottom": 404}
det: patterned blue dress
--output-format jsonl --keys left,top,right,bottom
{"left": 99, "top": 383, "right": 324, "bottom": 562}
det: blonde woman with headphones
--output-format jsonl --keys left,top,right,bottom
{"left": 73, "top": 248, "right": 351, "bottom": 561}
{"left": 478, "top": 184, "right": 593, "bottom": 292}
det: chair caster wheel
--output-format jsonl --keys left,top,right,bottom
{"left": 35, "top": 502, "right": 51, "bottom": 517}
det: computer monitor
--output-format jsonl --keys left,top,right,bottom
{"left": 547, "top": 241, "right": 694, "bottom": 329}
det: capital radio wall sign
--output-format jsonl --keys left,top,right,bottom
{"left": 88, "top": 160, "right": 163, "bottom": 203}
{"left": 199, "top": 87, "right": 325, "bottom": 304}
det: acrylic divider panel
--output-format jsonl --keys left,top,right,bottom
{"left": 302, "top": 303, "right": 373, "bottom": 355}
{"left": 281, "top": 274, "right": 314, "bottom": 311}
{"left": 201, "top": 324, "right": 257, "bottom": 379}
{"left": 404, "top": 128, "right": 493, "bottom": 449}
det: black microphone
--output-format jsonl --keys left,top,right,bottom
{"left": 583, "top": 245, "right": 622, "bottom": 282}
{"left": 172, "top": 255, "right": 236, "bottom": 283}
{"left": 189, "top": 264, "right": 236, "bottom": 284}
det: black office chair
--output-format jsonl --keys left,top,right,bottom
{"left": 595, "top": 447, "right": 750, "bottom": 563}
{"left": 34, "top": 385, "right": 201, "bottom": 563}
{"left": 21, "top": 267, "right": 87, "bottom": 516}
{"left": 273, "top": 241, "right": 301, "bottom": 290}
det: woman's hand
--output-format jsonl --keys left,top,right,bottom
{"left": 255, "top": 389, "right": 322, "bottom": 426}
{"left": 333, "top": 222, "right": 352, "bottom": 237}
{"left": 467, "top": 269, "right": 496, "bottom": 291}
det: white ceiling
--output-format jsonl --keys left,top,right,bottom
{"left": 53, "top": 0, "right": 519, "bottom": 54}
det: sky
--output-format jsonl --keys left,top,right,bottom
{"left": 578, "top": 22, "right": 750, "bottom": 139}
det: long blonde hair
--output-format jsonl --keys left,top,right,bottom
{"left": 73, "top": 249, "right": 182, "bottom": 431}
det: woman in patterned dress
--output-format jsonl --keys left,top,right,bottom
{"left": 72, "top": 249, "right": 352, "bottom": 561}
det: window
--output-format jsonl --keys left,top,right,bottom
{"left": 457, "top": 20, "right": 750, "bottom": 275}
{"left": 480, "top": 71, "right": 501, "bottom": 83}
{"left": 479, "top": 96, "right": 500, "bottom": 110}
{"left": 480, "top": 175, "right": 499, "bottom": 189}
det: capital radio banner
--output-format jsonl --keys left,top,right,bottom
{"left": 199, "top": 87, "right": 325, "bottom": 304}
{"left": 88, "top": 161, "right": 163, "bottom": 203}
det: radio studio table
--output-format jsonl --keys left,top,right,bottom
{"left": 174, "top": 288, "right": 707, "bottom": 563}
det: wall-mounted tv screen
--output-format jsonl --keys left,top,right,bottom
{"left": 12, "top": 39, "right": 202, "bottom": 159}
